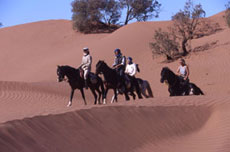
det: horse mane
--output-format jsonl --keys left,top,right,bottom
{"left": 60, "top": 65, "right": 79, "bottom": 77}
{"left": 162, "top": 67, "right": 175, "bottom": 75}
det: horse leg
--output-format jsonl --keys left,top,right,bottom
{"left": 130, "top": 88, "right": 136, "bottom": 100}
{"left": 90, "top": 88, "right": 98, "bottom": 105}
{"left": 146, "top": 82, "right": 154, "bottom": 98}
{"left": 80, "top": 88, "right": 87, "bottom": 105}
{"left": 95, "top": 88, "right": 101, "bottom": 104}
{"left": 103, "top": 88, "right": 109, "bottom": 104}
{"left": 142, "top": 87, "right": 149, "bottom": 98}
{"left": 67, "top": 89, "right": 75, "bottom": 107}
{"left": 124, "top": 91, "right": 130, "bottom": 101}
{"left": 111, "top": 89, "right": 118, "bottom": 103}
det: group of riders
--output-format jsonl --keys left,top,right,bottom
{"left": 79, "top": 47, "right": 143, "bottom": 99}
{"left": 79, "top": 47, "right": 190, "bottom": 98}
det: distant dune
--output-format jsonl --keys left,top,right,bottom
{"left": 0, "top": 11, "right": 230, "bottom": 152}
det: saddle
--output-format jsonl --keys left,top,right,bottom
{"left": 80, "top": 69, "right": 98, "bottom": 84}
{"left": 88, "top": 73, "right": 98, "bottom": 84}
{"left": 124, "top": 75, "right": 132, "bottom": 89}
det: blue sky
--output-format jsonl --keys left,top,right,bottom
{"left": 0, "top": 0, "right": 228, "bottom": 27}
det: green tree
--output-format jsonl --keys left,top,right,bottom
{"left": 71, "top": 0, "right": 121, "bottom": 32}
{"left": 100, "top": 0, "right": 121, "bottom": 26}
{"left": 72, "top": 0, "right": 105, "bottom": 32}
{"left": 150, "top": 28, "right": 179, "bottom": 60}
{"left": 120, "top": 0, "right": 161, "bottom": 25}
{"left": 171, "top": 0, "right": 206, "bottom": 56}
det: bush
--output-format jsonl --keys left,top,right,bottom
{"left": 150, "top": 28, "right": 179, "bottom": 60}
{"left": 71, "top": 0, "right": 121, "bottom": 33}
{"left": 71, "top": 0, "right": 162, "bottom": 33}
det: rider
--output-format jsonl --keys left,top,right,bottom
{"left": 79, "top": 47, "right": 92, "bottom": 89}
{"left": 176, "top": 58, "right": 189, "bottom": 85}
{"left": 112, "top": 48, "right": 126, "bottom": 77}
{"left": 125, "top": 57, "right": 143, "bottom": 99}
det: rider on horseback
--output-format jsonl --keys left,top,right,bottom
{"left": 79, "top": 47, "right": 92, "bottom": 89}
{"left": 176, "top": 58, "right": 190, "bottom": 85}
{"left": 113, "top": 48, "right": 126, "bottom": 76}
{"left": 125, "top": 57, "right": 143, "bottom": 99}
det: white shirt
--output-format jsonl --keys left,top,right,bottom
{"left": 179, "top": 65, "right": 187, "bottom": 77}
{"left": 81, "top": 54, "right": 92, "bottom": 71}
{"left": 125, "top": 63, "right": 137, "bottom": 76}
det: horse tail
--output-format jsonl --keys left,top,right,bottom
{"left": 198, "top": 87, "right": 204, "bottom": 95}
{"left": 191, "top": 83, "right": 204, "bottom": 95}
{"left": 146, "top": 81, "right": 154, "bottom": 98}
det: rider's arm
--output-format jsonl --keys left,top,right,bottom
{"left": 115, "top": 56, "right": 126, "bottom": 68}
{"left": 84, "top": 56, "right": 92, "bottom": 67}
{"left": 185, "top": 66, "right": 190, "bottom": 80}
{"left": 176, "top": 67, "right": 180, "bottom": 75}
{"left": 113, "top": 57, "right": 118, "bottom": 67}
{"left": 125, "top": 65, "right": 129, "bottom": 73}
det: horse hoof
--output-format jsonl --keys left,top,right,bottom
{"left": 67, "top": 101, "right": 72, "bottom": 107}
{"left": 103, "top": 99, "right": 107, "bottom": 104}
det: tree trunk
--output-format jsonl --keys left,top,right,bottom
{"left": 124, "top": 5, "right": 131, "bottom": 25}
{"left": 182, "top": 38, "right": 188, "bottom": 56}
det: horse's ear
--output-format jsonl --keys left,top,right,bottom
{"left": 57, "top": 65, "right": 60, "bottom": 68}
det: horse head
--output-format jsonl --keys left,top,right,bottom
{"left": 57, "top": 65, "right": 65, "bottom": 82}
{"left": 160, "top": 67, "right": 171, "bottom": 83}
{"left": 96, "top": 60, "right": 106, "bottom": 75}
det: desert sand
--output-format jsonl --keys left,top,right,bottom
{"left": 0, "top": 11, "right": 230, "bottom": 152}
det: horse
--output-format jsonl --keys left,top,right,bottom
{"left": 110, "top": 78, "right": 154, "bottom": 101}
{"left": 160, "top": 67, "right": 204, "bottom": 96}
{"left": 136, "top": 78, "right": 154, "bottom": 98}
{"left": 95, "top": 60, "right": 136, "bottom": 103}
{"left": 57, "top": 65, "right": 105, "bottom": 106}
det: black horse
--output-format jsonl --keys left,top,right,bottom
{"left": 136, "top": 78, "right": 154, "bottom": 98}
{"left": 57, "top": 65, "right": 105, "bottom": 106}
{"left": 95, "top": 60, "right": 136, "bottom": 103}
{"left": 160, "top": 67, "right": 204, "bottom": 96}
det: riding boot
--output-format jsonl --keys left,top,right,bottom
{"left": 85, "top": 80, "right": 88, "bottom": 89}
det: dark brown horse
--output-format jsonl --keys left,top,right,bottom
{"left": 95, "top": 61, "right": 136, "bottom": 103}
{"left": 160, "top": 67, "right": 204, "bottom": 96}
{"left": 57, "top": 65, "right": 105, "bottom": 106}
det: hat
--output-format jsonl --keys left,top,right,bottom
{"left": 127, "top": 57, "right": 133, "bottom": 61}
{"left": 114, "top": 48, "right": 121, "bottom": 54}
{"left": 83, "top": 47, "right": 89, "bottom": 52}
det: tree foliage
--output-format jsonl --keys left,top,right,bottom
{"left": 71, "top": 0, "right": 161, "bottom": 33}
{"left": 100, "top": 0, "right": 121, "bottom": 26}
{"left": 150, "top": 28, "right": 179, "bottom": 60}
{"left": 150, "top": 0, "right": 220, "bottom": 61}
{"left": 72, "top": 0, "right": 106, "bottom": 33}
{"left": 170, "top": 0, "right": 206, "bottom": 56}
{"left": 120, "top": 0, "right": 161, "bottom": 25}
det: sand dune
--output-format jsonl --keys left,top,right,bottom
{"left": 0, "top": 11, "right": 230, "bottom": 152}
{"left": 1, "top": 95, "right": 230, "bottom": 152}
